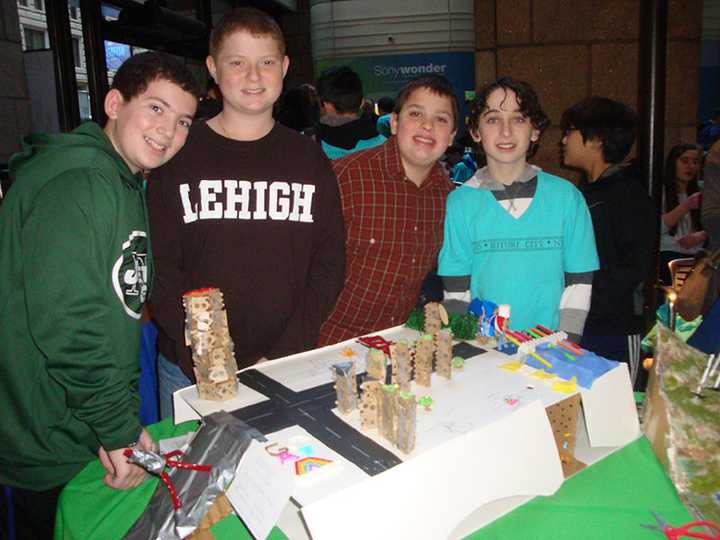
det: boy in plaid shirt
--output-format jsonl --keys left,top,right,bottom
{"left": 319, "top": 75, "right": 457, "bottom": 345}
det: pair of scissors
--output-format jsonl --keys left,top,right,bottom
{"left": 641, "top": 511, "right": 720, "bottom": 539}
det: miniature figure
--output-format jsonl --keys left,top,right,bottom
{"left": 474, "top": 299, "right": 498, "bottom": 346}
{"left": 417, "top": 395, "right": 434, "bottom": 412}
{"left": 494, "top": 304, "right": 511, "bottom": 351}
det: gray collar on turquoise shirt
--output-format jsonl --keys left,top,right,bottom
{"left": 464, "top": 164, "right": 541, "bottom": 191}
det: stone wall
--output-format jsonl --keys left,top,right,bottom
{"left": 0, "top": 0, "right": 31, "bottom": 164}
{"left": 474, "top": 0, "right": 702, "bottom": 181}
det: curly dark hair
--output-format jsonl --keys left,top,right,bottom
{"left": 111, "top": 52, "right": 200, "bottom": 101}
{"left": 560, "top": 97, "right": 636, "bottom": 163}
{"left": 467, "top": 77, "right": 550, "bottom": 158}
{"left": 663, "top": 143, "right": 702, "bottom": 235}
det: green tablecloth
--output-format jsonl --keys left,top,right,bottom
{"left": 55, "top": 419, "right": 692, "bottom": 540}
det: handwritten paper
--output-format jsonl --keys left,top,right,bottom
{"left": 226, "top": 439, "right": 294, "bottom": 540}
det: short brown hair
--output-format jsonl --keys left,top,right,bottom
{"left": 111, "top": 52, "right": 200, "bottom": 101}
{"left": 394, "top": 75, "right": 459, "bottom": 131}
{"left": 209, "top": 7, "right": 286, "bottom": 58}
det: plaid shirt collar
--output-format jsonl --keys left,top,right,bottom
{"left": 466, "top": 164, "right": 541, "bottom": 191}
{"left": 382, "top": 136, "right": 448, "bottom": 190}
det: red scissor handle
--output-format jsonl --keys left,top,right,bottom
{"left": 665, "top": 520, "right": 720, "bottom": 540}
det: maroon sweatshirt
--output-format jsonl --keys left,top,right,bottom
{"left": 148, "top": 121, "right": 346, "bottom": 378}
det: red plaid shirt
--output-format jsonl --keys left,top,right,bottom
{"left": 318, "top": 137, "right": 452, "bottom": 345}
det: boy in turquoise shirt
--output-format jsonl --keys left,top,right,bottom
{"left": 439, "top": 78, "right": 598, "bottom": 340}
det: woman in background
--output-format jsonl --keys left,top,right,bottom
{"left": 660, "top": 143, "right": 707, "bottom": 284}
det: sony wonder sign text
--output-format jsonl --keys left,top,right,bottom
{"left": 315, "top": 52, "right": 476, "bottom": 120}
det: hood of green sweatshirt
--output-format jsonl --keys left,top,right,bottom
{"left": 9, "top": 121, "right": 144, "bottom": 190}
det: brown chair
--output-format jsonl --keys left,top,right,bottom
{"left": 668, "top": 257, "right": 696, "bottom": 292}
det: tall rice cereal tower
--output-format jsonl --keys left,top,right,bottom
{"left": 414, "top": 334, "right": 434, "bottom": 387}
{"left": 423, "top": 302, "right": 444, "bottom": 335}
{"left": 435, "top": 329, "right": 453, "bottom": 379}
{"left": 366, "top": 347, "right": 387, "bottom": 382}
{"left": 390, "top": 340, "right": 412, "bottom": 391}
{"left": 379, "top": 384, "right": 398, "bottom": 444}
{"left": 359, "top": 380, "right": 382, "bottom": 430}
{"left": 395, "top": 391, "right": 417, "bottom": 454}
{"left": 332, "top": 361, "right": 358, "bottom": 414}
{"left": 182, "top": 287, "right": 239, "bottom": 400}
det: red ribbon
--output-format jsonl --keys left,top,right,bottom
{"left": 123, "top": 449, "right": 212, "bottom": 510}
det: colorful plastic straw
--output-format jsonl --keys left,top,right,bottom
{"left": 505, "top": 333, "right": 553, "bottom": 369}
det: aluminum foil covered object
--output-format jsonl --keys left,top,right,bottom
{"left": 123, "top": 411, "right": 265, "bottom": 540}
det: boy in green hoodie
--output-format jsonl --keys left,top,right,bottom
{"left": 0, "top": 52, "right": 198, "bottom": 538}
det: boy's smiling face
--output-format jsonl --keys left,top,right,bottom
{"left": 104, "top": 78, "right": 197, "bottom": 174}
{"left": 391, "top": 87, "right": 456, "bottom": 180}
{"left": 472, "top": 87, "right": 539, "bottom": 171}
{"left": 206, "top": 30, "right": 288, "bottom": 120}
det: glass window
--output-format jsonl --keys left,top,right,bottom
{"left": 33, "top": 0, "right": 43, "bottom": 10}
{"left": 105, "top": 40, "right": 131, "bottom": 71}
{"left": 69, "top": 0, "right": 79, "bottom": 19}
{"left": 101, "top": 3, "right": 121, "bottom": 20}
{"left": 18, "top": 0, "right": 28, "bottom": 6}
{"left": 72, "top": 38, "right": 81, "bottom": 67}
{"left": 78, "top": 90, "right": 92, "bottom": 121}
{"left": 23, "top": 27, "right": 46, "bottom": 50}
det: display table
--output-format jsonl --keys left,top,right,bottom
{"left": 55, "top": 417, "right": 692, "bottom": 540}
{"left": 170, "top": 325, "right": 649, "bottom": 539}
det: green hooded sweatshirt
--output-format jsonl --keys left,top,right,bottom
{"left": 0, "top": 122, "right": 152, "bottom": 490}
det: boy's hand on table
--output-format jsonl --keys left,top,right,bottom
{"left": 98, "top": 428, "right": 154, "bottom": 490}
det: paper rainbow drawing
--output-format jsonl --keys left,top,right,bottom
{"left": 295, "top": 457, "right": 333, "bottom": 476}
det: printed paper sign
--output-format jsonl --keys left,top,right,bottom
{"left": 226, "top": 439, "right": 294, "bottom": 540}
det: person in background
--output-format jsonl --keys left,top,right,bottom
{"left": 361, "top": 98, "right": 377, "bottom": 123}
{"left": 659, "top": 143, "right": 707, "bottom": 285}
{"left": 439, "top": 78, "right": 598, "bottom": 342}
{"left": 376, "top": 95, "right": 395, "bottom": 137}
{"left": 276, "top": 83, "right": 320, "bottom": 132}
{"left": 311, "top": 66, "right": 386, "bottom": 159}
{"left": 195, "top": 78, "right": 222, "bottom": 121}
{"left": 703, "top": 139, "right": 720, "bottom": 249}
{"left": 0, "top": 52, "right": 199, "bottom": 538}
{"left": 452, "top": 144, "right": 478, "bottom": 185}
{"left": 148, "top": 8, "right": 345, "bottom": 419}
{"left": 442, "top": 143, "right": 463, "bottom": 175}
{"left": 560, "top": 97, "right": 657, "bottom": 384}
{"left": 319, "top": 75, "right": 457, "bottom": 345}
{"left": 698, "top": 108, "right": 720, "bottom": 150}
